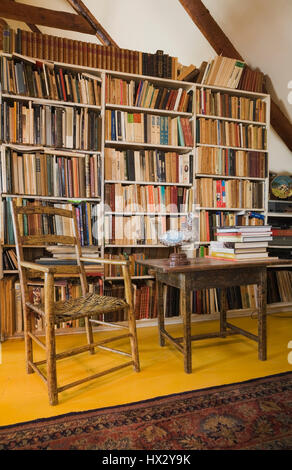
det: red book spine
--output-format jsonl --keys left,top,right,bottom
{"left": 58, "top": 68, "right": 67, "bottom": 101}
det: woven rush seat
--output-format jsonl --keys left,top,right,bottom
{"left": 47, "top": 293, "right": 129, "bottom": 323}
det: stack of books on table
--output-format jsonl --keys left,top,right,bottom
{"left": 209, "top": 225, "right": 273, "bottom": 260}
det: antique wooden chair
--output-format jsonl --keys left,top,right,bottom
{"left": 11, "top": 200, "right": 140, "bottom": 405}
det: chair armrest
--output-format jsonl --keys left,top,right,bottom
{"left": 21, "top": 261, "right": 81, "bottom": 276}
{"left": 80, "top": 257, "right": 129, "bottom": 266}
{"left": 20, "top": 261, "right": 56, "bottom": 274}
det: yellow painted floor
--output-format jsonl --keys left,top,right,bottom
{"left": 0, "top": 313, "right": 292, "bottom": 426}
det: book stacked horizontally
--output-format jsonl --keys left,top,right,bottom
{"left": 209, "top": 225, "right": 273, "bottom": 260}
{"left": 34, "top": 246, "right": 104, "bottom": 275}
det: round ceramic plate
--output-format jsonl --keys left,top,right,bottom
{"left": 271, "top": 175, "right": 292, "bottom": 199}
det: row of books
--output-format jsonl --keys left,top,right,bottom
{"left": 103, "top": 252, "right": 149, "bottom": 278}
{"left": 0, "top": 275, "right": 18, "bottom": 338}
{"left": 5, "top": 278, "right": 104, "bottom": 336}
{"left": 2, "top": 248, "right": 18, "bottom": 270}
{"left": 1, "top": 275, "right": 155, "bottom": 336}
{"left": 104, "top": 183, "right": 194, "bottom": 214}
{"left": 5, "top": 271, "right": 287, "bottom": 338}
{"left": 270, "top": 227, "right": 292, "bottom": 248}
{"left": 196, "top": 178, "right": 264, "bottom": 209}
{"left": 199, "top": 210, "right": 264, "bottom": 242}
{"left": 200, "top": 57, "right": 245, "bottom": 89}
{"left": 104, "top": 214, "right": 187, "bottom": 246}
{"left": 105, "top": 110, "right": 193, "bottom": 147}
{"left": 104, "top": 148, "right": 194, "bottom": 184}
{"left": 195, "top": 147, "right": 267, "bottom": 179}
{"left": 39, "top": 246, "right": 104, "bottom": 276}
{"left": 267, "top": 270, "right": 292, "bottom": 304}
{"left": 210, "top": 225, "right": 272, "bottom": 260}
{"left": 105, "top": 76, "right": 192, "bottom": 112}
{"left": 103, "top": 280, "right": 157, "bottom": 321}
{"left": 1, "top": 101, "right": 102, "bottom": 150}
{"left": 2, "top": 27, "right": 179, "bottom": 79}
{"left": 3, "top": 198, "right": 101, "bottom": 246}
{"left": 238, "top": 67, "right": 265, "bottom": 94}
{"left": 2, "top": 245, "right": 103, "bottom": 272}
{"left": 196, "top": 118, "right": 267, "bottom": 150}
{"left": 163, "top": 283, "right": 260, "bottom": 315}
{"left": 0, "top": 55, "right": 102, "bottom": 106}
{"left": 198, "top": 56, "right": 265, "bottom": 94}
{"left": 196, "top": 88, "right": 267, "bottom": 122}
{"left": 2, "top": 150, "right": 101, "bottom": 198}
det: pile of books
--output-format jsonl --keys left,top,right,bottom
{"left": 196, "top": 57, "right": 265, "bottom": 93}
{"left": 199, "top": 57, "right": 245, "bottom": 89}
{"left": 209, "top": 225, "right": 273, "bottom": 260}
{"left": 34, "top": 246, "right": 104, "bottom": 275}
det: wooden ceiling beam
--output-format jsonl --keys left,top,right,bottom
{"left": 0, "top": 0, "right": 96, "bottom": 35}
{"left": 11, "top": 1, "right": 41, "bottom": 34}
{"left": 179, "top": 0, "right": 292, "bottom": 152}
{"left": 66, "top": 0, "right": 119, "bottom": 47}
{"left": 179, "top": 0, "right": 243, "bottom": 59}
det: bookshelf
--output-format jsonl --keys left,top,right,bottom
{"left": 0, "top": 50, "right": 277, "bottom": 340}
{"left": 194, "top": 83, "right": 270, "bottom": 244}
{"left": 101, "top": 68, "right": 195, "bottom": 326}
{"left": 267, "top": 196, "right": 292, "bottom": 311}
{"left": 0, "top": 51, "right": 104, "bottom": 334}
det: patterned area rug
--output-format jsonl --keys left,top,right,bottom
{"left": 1, "top": 372, "right": 292, "bottom": 450}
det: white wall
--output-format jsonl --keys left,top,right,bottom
{"left": 7, "top": 0, "right": 292, "bottom": 172}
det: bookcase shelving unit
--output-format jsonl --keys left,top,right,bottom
{"left": 194, "top": 82, "right": 270, "bottom": 248}
{"left": 101, "top": 68, "right": 195, "bottom": 313}
{"left": 2, "top": 50, "right": 286, "bottom": 341}
{"left": 266, "top": 197, "right": 292, "bottom": 312}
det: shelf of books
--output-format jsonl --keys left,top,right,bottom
{"left": 100, "top": 68, "right": 195, "bottom": 328}
{"left": 194, "top": 81, "right": 270, "bottom": 245}
{"left": 1, "top": 44, "right": 281, "bottom": 342}
{"left": 266, "top": 193, "right": 292, "bottom": 312}
{"left": 0, "top": 50, "right": 106, "bottom": 340}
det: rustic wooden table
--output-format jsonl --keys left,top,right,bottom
{"left": 137, "top": 257, "right": 292, "bottom": 373}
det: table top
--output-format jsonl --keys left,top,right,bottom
{"left": 136, "top": 256, "right": 292, "bottom": 273}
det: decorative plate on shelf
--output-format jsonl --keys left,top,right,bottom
{"left": 271, "top": 175, "right": 292, "bottom": 199}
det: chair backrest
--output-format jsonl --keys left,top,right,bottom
{"left": 10, "top": 199, "right": 88, "bottom": 294}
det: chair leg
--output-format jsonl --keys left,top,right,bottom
{"left": 85, "top": 317, "right": 95, "bottom": 355}
{"left": 45, "top": 273, "right": 58, "bottom": 406}
{"left": 45, "top": 317, "right": 58, "bottom": 406}
{"left": 23, "top": 305, "right": 34, "bottom": 374}
{"left": 127, "top": 307, "right": 140, "bottom": 372}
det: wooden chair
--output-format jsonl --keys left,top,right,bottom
{"left": 10, "top": 200, "right": 140, "bottom": 405}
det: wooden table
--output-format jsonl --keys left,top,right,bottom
{"left": 137, "top": 257, "right": 292, "bottom": 373}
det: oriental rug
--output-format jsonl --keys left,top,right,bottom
{"left": 0, "top": 372, "right": 292, "bottom": 450}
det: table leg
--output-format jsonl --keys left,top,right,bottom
{"left": 181, "top": 287, "right": 192, "bottom": 373}
{"left": 258, "top": 269, "right": 267, "bottom": 361}
{"left": 156, "top": 280, "right": 165, "bottom": 347}
{"left": 220, "top": 288, "right": 227, "bottom": 337}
